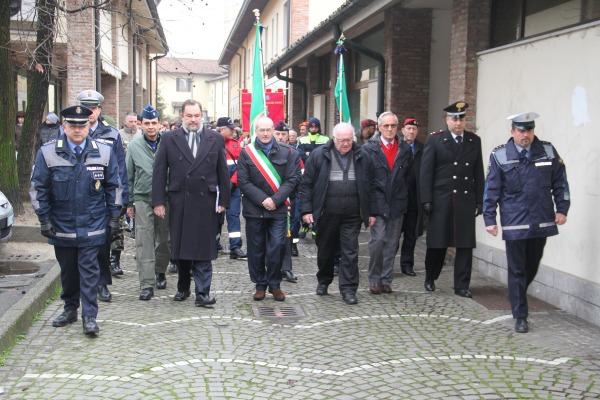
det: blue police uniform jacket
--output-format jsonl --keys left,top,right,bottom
{"left": 30, "top": 135, "right": 123, "bottom": 247}
{"left": 61, "top": 116, "right": 129, "bottom": 203}
{"left": 483, "top": 137, "right": 570, "bottom": 240}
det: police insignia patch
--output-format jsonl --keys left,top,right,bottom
{"left": 558, "top": 158, "right": 564, "bottom": 165}
{"left": 95, "top": 180, "right": 101, "bottom": 190}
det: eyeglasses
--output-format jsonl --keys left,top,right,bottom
{"left": 334, "top": 138, "right": 353, "bottom": 144}
{"left": 381, "top": 124, "right": 398, "bottom": 129}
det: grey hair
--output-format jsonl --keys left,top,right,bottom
{"left": 377, "top": 111, "right": 398, "bottom": 126}
{"left": 124, "top": 111, "right": 137, "bottom": 119}
{"left": 253, "top": 116, "right": 274, "bottom": 134}
{"left": 332, "top": 122, "right": 355, "bottom": 138}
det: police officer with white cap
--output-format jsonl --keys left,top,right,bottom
{"left": 483, "top": 112, "right": 570, "bottom": 333}
{"left": 30, "top": 105, "right": 122, "bottom": 335}
{"left": 76, "top": 89, "right": 129, "bottom": 301}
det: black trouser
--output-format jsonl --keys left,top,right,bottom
{"left": 177, "top": 259, "right": 213, "bottom": 295}
{"left": 315, "top": 213, "right": 361, "bottom": 294}
{"left": 425, "top": 247, "right": 472, "bottom": 290}
{"left": 54, "top": 245, "right": 101, "bottom": 317}
{"left": 97, "top": 240, "right": 112, "bottom": 286}
{"left": 505, "top": 237, "right": 546, "bottom": 319}
{"left": 400, "top": 206, "right": 418, "bottom": 270}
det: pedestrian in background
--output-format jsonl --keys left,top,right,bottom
{"left": 483, "top": 112, "right": 570, "bottom": 333}
{"left": 39, "top": 112, "right": 60, "bottom": 146}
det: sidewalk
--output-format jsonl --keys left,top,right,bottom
{"left": 0, "top": 229, "right": 599, "bottom": 399}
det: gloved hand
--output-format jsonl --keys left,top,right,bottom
{"left": 107, "top": 217, "right": 120, "bottom": 239}
{"left": 39, "top": 219, "right": 56, "bottom": 239}
{"left": 475, "top": 204, "right": 483, "bottom": 216}
{"left": 422, "top": 203, "right": 432, "bottom": 216}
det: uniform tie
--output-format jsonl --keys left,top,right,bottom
{"left": 188, "top": 131, "right": 197, "bottom": 157}
{"left": 74, "top": 145, "right": 82, "bottom": 162}
{"left": 521, "top": 148, "right": 528, "bottom": 159}
{"left": 456, "top": 136, "right": 462, "bottom": 145}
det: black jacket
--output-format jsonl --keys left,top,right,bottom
{"left": 238, "top": 141, "right": 301, "bottom": 219}
{"left": 362, "top": 135, "right": 412, "bottom": 219}
{"left": 300, "top": 140, "right": 370, "bottom": 228}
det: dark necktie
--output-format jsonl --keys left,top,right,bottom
{"left": 75, "top": 146, "right": 82, "bottom": 162}
{"left": 521, "top": 148, "right": 528, "bottom": 159}
{"left": 456, "top": 136, "right": 462, "bottom": 145}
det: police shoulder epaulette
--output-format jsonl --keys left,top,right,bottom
{"left": 95, "top": 137, "right": 111, "bottom": 145}
{"left": 102, "top": 120, "right": 109, "bottom": 126}
{"left": 540, "top": 140, "right": 552, "bottom": 145}
{"left": 91, "top": 140, "right": 99, "bottom": 149}
{"left": 43, "top": 139, "right": 57, "bottom": 146}
{"left": 492, "top": 144, "right": 506, "bottom": 152}
{"left": 430, "top": 130, "right": 444, "bottom": 135}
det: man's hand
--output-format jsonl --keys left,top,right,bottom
{"left": 302, "top": 214, "right": 314, "bottom": 224}
{"left": 422, "top": 203, "right": 432, "bottom": 216}
{"left": 39, "top": 219, "right": 56, "bottom": 239}
{"left": 475, "top": 204, "right": 483, "bottom": 216}
{"left": 369, "top": 216, "right": 377, "bottom": 227}
{"left": 555, "top": 213, "right": 567, "bottom": 225}
{"left": 127, "top": 207, "right": 135, "bottom": 218}
{"left": 217, "top": 205, "right": 226, "bottom": 213}
{"left": 154, "top": 205, "right": 165, "bottom": 219}
{"left": 107, "top": 217, "right": 120, "bottom": 239}
{"left": 485, "top": 225, "right": 498, "bottom": 236}
{"left": 262, "top": 197, "right": 276, "bottom": 211}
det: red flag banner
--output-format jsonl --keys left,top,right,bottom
{"left": 240, "top": 88, "right": 285, "bottom": 132}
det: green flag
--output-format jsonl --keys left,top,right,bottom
{"left": 334, "top": 37, "right": 351, "bottom": 123}
{"left": 250, "top": 21, "right": 266, "bottom": 139}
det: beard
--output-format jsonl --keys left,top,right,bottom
{"left": 183, "top": 121, "right": 199, "bottom": 133}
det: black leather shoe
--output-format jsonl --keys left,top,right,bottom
{"left": 109, "top": 251, "right": 123, "bottom": 276}
{"left": 454, "top": 289, "right": 473, "bottom": 298}
{"left": 283, "top": 270, "right": 297, "bottom": 283}
{"left": 139, "top": 287, "right": 154, "bottom": 301}
{"left": 195, "top": 294, "right": 216, "bottom": 307}
{"left": 98, "top": 285, "right": 112, "bottom": 302}
{"left": 155, "top": 273, "right": 167, "bottom": 289}
{"left": 82, "top": 316, "right": 99, "bottom": 335}
{"left": 402, "top": 268, "right": 417, "bottom": 276}
{"left": 52, "top": 309, "right": 78, "bottom": 327}
{"left": 316, "top": 283, "right": 328, "bottom": 296}
{"left": 342, "top": 292, "right": 358, "bottom": 305}
{"left": 230, "top": 248, "right": 247, "bottom": 259}
{"left": 173, "top": 290, "right": 191, "bottom": 301}
{"left": 515, "top": 318, "right": 529, "bottom": 333}
{"left": 291, "top": 243, "right": 299, "bottom": 257}
{"left": 424, "top": 281, "right": 435, "bottom": 292}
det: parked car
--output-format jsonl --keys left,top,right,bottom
{"left": 0, "top": 191, "right": 14, "bottom": 242}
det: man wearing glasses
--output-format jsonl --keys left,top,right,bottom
{"left": 420, "top": 101, "right": 485, "bottom": 298}
{"left": 362, "top": 112, "right": 412, "bottom": 294}
{"left": 300, "top": 123, "right": 370, "bottom": 305}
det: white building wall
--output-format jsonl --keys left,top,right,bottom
{"left": 475, "top": 22, "right": 600, "bottom": 324}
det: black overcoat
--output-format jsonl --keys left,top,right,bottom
{"left": 419, "top": 130, "right": 484, "bottom": 248}
{"left": 152, "top": 126, "right": 230, "bottom": 260}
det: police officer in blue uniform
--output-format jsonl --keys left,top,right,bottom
{"left": 483, "top": 112, "right": 570, "bottom": 334}
{"left": 30, "top": 105, "right": 122, "bottom": 335}
{"left": 76, "top": 89, "right": 129, "bottom": 301}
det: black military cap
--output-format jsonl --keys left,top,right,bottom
{"left": 216, "top": 117, "right": 236, "bottom": 129}
{"left": 444, "top": 101, "right": 469, "bottom": 118}
{"left": 60, "top": 105, "right": 92, "bottom": 126}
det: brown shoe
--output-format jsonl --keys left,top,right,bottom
{"left": 369, "top": 284, "right": 381, "bottom": 294}
{"left": 253, "top": 289, "right": 266, "bottom": 301}
{"left": 381, "top": 284, "right": 392, "bottom": 293}
{"left": 269, "top": 287, "right": 286, "bottom": 301}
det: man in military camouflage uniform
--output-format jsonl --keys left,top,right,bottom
{"left": 76, "top": 89, "right": 129, "bottom": 302}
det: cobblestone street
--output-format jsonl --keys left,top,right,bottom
{"left": 1, "top": 232, "right": 599, "bottom": 399}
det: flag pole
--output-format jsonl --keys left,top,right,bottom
{"left": 249, "top": 9, "right": 267, "bottom": 141}
{"left": 334, "top": 34, "right": 351, "bottom": 124}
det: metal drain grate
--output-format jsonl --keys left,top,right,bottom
{"left": 1, "top": 254, "right": 43, "bottom": 261}
{"left": 252, "top": 305, "right": 305, "bottom": 318}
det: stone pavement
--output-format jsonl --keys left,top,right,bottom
{"left": 1, "top": 230, "right": 600, "bottom": 399}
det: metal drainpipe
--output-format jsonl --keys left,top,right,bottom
{"left": 94, "top": 0, "right": 101, "bottom": 91}
{"left": 333, "top": 24, "right": 385, "bottom": 116}
{"left": 152, "top": 53, "right": 167, "bottom": 107}
{"left": 132, "top": 33, "right": 137, "bottom": 112}
{"left": 275, "top": 67, "right": 307, "bottom": 122}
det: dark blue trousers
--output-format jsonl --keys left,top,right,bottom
{"left": 245, "top": 217, "right": 286, "bottom": 290}
{"left": 506, "top": 237, "right": 546, "bottom": 318}
{"left": 177, "top": 259, "right": 213, "bottom": 296}
{"left": 54, "top": 245, "right": 101, "bottom": 318}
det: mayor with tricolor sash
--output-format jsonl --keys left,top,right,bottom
{"left": 237, "top": 116, "right": 301, "bottom": 302}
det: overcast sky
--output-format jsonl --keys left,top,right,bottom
{"left": 157, "top": 0, "right": 243, "bottom": 61}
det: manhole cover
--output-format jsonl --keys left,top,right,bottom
{"left": 251, "top": 305, "right": 305, "bottom": 318}
{"left": 470, "top": 286, "right": 559, "bottom": 311}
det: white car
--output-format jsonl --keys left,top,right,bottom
{"left": 0, "top": 191, "right": 14, "bottom": 242}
